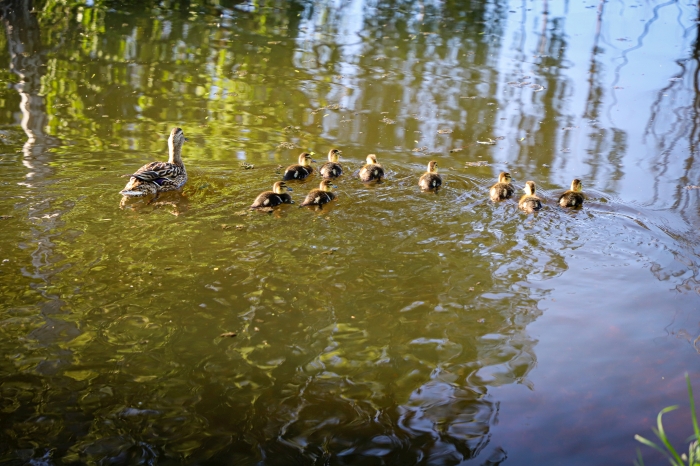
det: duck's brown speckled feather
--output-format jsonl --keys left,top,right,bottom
{"left": 128, "top": 161, "right": 187, "bottom": 190}
{"left": 120, "top": 177, "right": 159, "bottom": 197}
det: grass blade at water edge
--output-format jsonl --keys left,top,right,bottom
{"left": 655, "top": 405, "right": 684, "bottom": 464}
{"left": 635, "top": 374, "right": 700, "bottom": 465}
{"left": 688, "top": 374, "right": 700, "bottom": 445}
{"left": 634, "top": 432, "right": 675, "bottom": 460}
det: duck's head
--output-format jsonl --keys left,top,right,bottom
{"left": 366, "top": 154, "right": 379, "bottom": 164}
{"left": 298, "top": 152, "right": 316, "bottom": 166}
{"left": 273, "top": 181, "right": 290, "bottom": 194}
{"left": 498, "top": 171, "right": 512, "bottom": 183}
{"left": 319, "top": 179, "right": 334, "bottom": 192}
{"left": 523, "top": 180, "right": 537, "bottom": 195}
{"left": 328, "top": 149, "right": 342, "bottom": 162}
{"left": 570, "top": 178, "right": 583, "bottom": 192}
{"left": 427, "top": 160, "right": 438, "bottom": 173}
{"left": 169, "top": 127, "right": 188, "bottom": 148}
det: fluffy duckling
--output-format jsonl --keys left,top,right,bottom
{"left": 359, "top": 154, "right": 384, "bottom": 182}
{"left": 419, "top": 160, "right": 442, "bottom": 191}
{"left": 283, "top": 152, "right": 315, "bottom": 180}
{"left": 250, "top": 181, "right": 293, "bottom": 209}
{"left": 120, "top": 127, "right": 188, "bottom": 198}
{"left": 559, "top": 178, "right": 585, "bottom": 207}
{"left": 519, "top": 181, "right": 543, "bottom": 213}
{"left": 300, "top": 179, "right": 336, "bottom": 207}
{"left": 489, "top": 171, "right": 515, "bottom": 202}
{"left": 320, "top": 149, "right": 343, "bottom": 179}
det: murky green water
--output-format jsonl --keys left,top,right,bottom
{"left": 1, "top": 0, "right": 700, "bottom": 464}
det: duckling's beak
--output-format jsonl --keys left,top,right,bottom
{"left": 184, "top": 137, "right": 189, "bottom": 142}
{"left": 286, "top": 187, "right": 293, "bottom": 192}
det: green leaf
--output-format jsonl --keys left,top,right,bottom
{"left": 634, "top": 448, "right": 645, "bottom": 466}
{"left": 688, "top": 374, "right": 700, "bottom": 444}
{"left": 635, "top": 434, "right": 668, "bottom": 456}
{"left": 656, "top": 406, "right": 684, "bottom": 464}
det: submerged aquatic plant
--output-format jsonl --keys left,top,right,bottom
{"left": 635, "top": 374, "right": 700, "bottom": 466}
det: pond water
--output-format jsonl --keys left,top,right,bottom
{"left": 1, "top": 0, "right": 699, "bottom": 464}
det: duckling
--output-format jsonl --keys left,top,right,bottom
{"left": 518, "top": 181, "right": 543, "bottom": 213}
{"left": 120, "top": 127, "right": 188, "bottom": 198}
{"left": 359, "top": 154, "right": 384, "bottom": 182}
{"left": 300, "top": 179, "right": 336, "bottom": 207}
{"left": 250, "top": 181, "right": 293, "bottom": 209}
{"left": 559, "top": 178, "right": 585, "bottom": 207}
{"left": 283, "top": 152, "right": 315, "bottom": 180}
{"left": 319, "top": 149, "right": 343, "bottom": 179}
{"left": 489, "top": 171, "right": 515, "bottom": 202}
{"left": 419, "top": 160, "right": 442, "bottom": 191}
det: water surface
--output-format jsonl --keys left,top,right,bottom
{"left": 1, "top": 0, "right": 699, "bottom": 464}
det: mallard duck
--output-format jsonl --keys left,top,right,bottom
{"left": 559, "top": 178, "right": 584, "bottom": 207}
{"left": 519, "top": 180, "right": 543, "bottom": 213}
{"left": 320, "top": 149, "right": 343, "bottom": 179}
{"left": 250, "top": 181, "right": 293, "bottom": 209}
{"left": 283, "top": 152, "right": 315, "bottom": 180}
{"left": 489, "top": 171, "right": 515, "bottom": 202}
{"left": 300, "top": 179, "right": 336, "bottom": 207}
{"left": 419, "top": 160, "right": 442, "bottom": 191}
{"left": 120, "top": 127, "right": 188, "bottom": 198}
{"left": 359, "top": 154, "right": 384, "bottom": 182}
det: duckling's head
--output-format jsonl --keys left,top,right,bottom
{"left": 366, "top": 154, "right": 379, "bottom": 164}
{"left": 272, "top": 181, "right": 289, "bottom": 194}
{"left": 523, "top": 180, "right": 537, "bottom": 195}
{"left": 298, "top": 152, "right": 315, "bottom": 166}
{"left": 169, "top": 127, "right": 187, "bottom": 148}
{"left": 319, "top": 179, "right": 334, "bottom": 192}
{"left": 570, "top": 178, "right": 583, "bottom": 192}
{"left": 498, "top": 171, "right": 512, "bottom": 183}
{"left": 427, "top": 160, "right": 438, "bottom": 173}
{"left": 328, "top": 149, "right": 342, "bottom": 162}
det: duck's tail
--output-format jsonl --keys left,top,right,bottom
{"left": 119, "top": 189, "right": 149, "bottom": 197}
